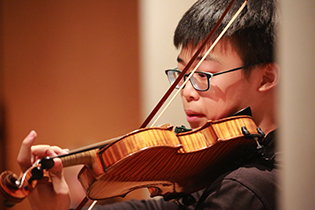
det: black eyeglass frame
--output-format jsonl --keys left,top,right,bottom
{"left": 165, "top": 65, "right": 253, "bottom": 91}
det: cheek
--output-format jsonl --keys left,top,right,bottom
{"left": 214, "top": 72, "right": 247, "bottom": 94}
{"left": 205, "top": 76, "right": 249, "bottom": 114}
{"left": 208, "top": 75, "right": 243, "bottom": 101}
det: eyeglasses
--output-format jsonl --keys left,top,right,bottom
{"left": 165, "top": 65, "right": 249, "bottom": 91}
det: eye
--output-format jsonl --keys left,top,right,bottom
{"left": 195, "top": 73, "right": 208, "bottom": 80}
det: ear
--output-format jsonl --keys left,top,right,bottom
{"left": 258, "top": 63, "right": 279, "bottom": 92}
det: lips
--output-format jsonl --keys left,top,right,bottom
{"left": 185, "top": 110, "right": 205, "bottom": 122}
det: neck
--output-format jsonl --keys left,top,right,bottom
{"left": 256, "top": 114, "right": 277, "bottom": 135}
{"left": 251, "top": 99, "right": 277, "bottom": 135}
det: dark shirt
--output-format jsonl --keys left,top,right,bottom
{"left": 83, "top": 130, "right": 278, "bottom": 210}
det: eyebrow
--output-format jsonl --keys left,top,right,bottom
{"left": 177, "top": 56, "right": 184, "bottom": 63}
{"left": 177, "top": 54, "right": 221, "bottom": 65}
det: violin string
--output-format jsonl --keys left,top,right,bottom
{"left": 17, "top": 159, "right": 41, "bottom": 188}
{"left": 150, "top": 0, "right": 249, "bottom": 127}
{"left": 54, "top": 135, "right": 124, "bottom": 160}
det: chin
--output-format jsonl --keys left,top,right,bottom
{"left": 189, "top": 120, "right": 207, "bottom": 129}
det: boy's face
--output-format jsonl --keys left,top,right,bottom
{"left": 177, "top": 40, "right": 255, "bottom": 129}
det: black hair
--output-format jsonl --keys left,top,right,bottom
{"left": 174, "top": 0, "right": 277, "bottom": 71}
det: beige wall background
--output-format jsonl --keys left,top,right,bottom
{"left": 139, "top": 0, "right": 194, "bottom": 128}
{"left": 278, "top": 0, "right": 315, "bottom": 209}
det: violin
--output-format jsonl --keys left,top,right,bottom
{"left": 0, "top": 0, "right": 253, "bottom": 208}
{"left": 0, "top": 114, "right": 264, "bottom": 208}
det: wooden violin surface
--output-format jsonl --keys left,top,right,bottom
{"left": 76, "top": 116, "right": 261, "bottom": 200}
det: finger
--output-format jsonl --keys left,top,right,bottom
{"left": 31, "top": 145, "right": 69, "bottom": 158}
{"left": 30, "top": 157, "right": 70, "bottom": 210}
{"left": 17, "top": 130, "right": 37, "bottom": 172}
{"left": 48, "top": 158, "right": 70, "bottom": 195}
{"left": 51, "top": 146, "right": 70, "bottom": 155}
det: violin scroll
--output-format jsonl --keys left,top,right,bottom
{"left": 0, "top": 158, "right": 54, "bottom": 207}
{"left": 0, "top": 171, "right": 26, "bottom": 207}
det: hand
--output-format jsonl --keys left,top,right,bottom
{"left": 17, "top": 131, "right": 71, "bottom": 210}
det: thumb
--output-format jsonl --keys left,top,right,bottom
{"left": 17, "top": 130, "right": 37, "bottom": 172}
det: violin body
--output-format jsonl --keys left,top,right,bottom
{"left": 76, "top": 115, "right": 261, "bottom": 200}
{"left": 0, "top": 115, "right": 263, "bottom": 207}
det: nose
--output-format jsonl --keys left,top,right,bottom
{"left": 181, "top": 79, "right": 200, "bottom": 102}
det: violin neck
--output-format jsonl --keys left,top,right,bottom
{"left": 55, "top": 135, "right": 122, "bottom": 168}
{"left": 58, "top": 148, "right": 99, "bottom": 167}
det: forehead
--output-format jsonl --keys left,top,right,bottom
{"left": 178, "top": 39, "right": 241, "bottom": 63}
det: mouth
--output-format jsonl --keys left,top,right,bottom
{"left": 185, "top": 110, "right": 205, "bottom": 123}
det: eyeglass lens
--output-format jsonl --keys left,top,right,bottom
{"left": 166, "top": 70, "right": 210, "bottom": 91}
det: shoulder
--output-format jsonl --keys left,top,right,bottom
{"left": 226, "top": 161, "right": 278, "bottom": 193}
{"left": 198, "top": 161, "right": 278, "bottom": 210}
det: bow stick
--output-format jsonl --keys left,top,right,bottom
{"left": 78, "top": 0, "right": 249, "bottom": 209}
{"left": 140, "top": 0, "right": 248, "bottom": 128}
{"left": 150, "top": 0, "right": 249, "bottom": 127}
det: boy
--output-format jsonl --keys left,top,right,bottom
{"left": 17, "top": 0, "right": 278, "bottom": 209}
